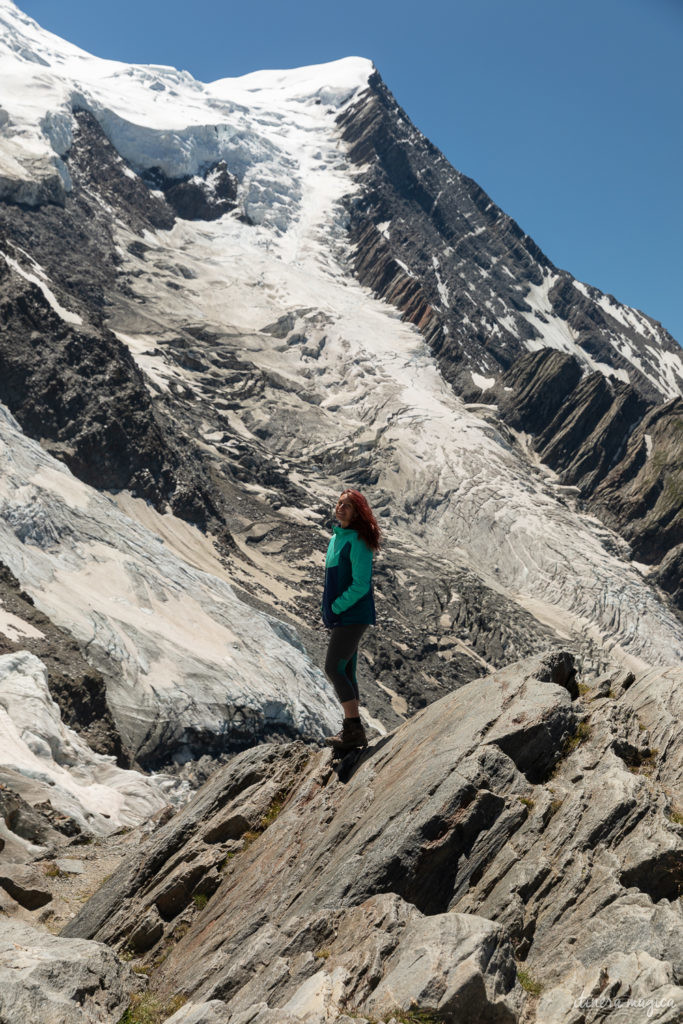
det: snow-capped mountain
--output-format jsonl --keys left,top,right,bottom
{"left": 0, "top": 0, "right": 681, "bottom": 815}
{"left": 0, "top": 7, "right": 682, "bottom": 1022}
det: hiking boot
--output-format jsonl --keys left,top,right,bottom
{"left": 325, "top": 717, "right": 368, "bottom": 751}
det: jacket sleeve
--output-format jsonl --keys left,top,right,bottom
{"left": 331, "top": 537, "right": 373, "bottom": 614}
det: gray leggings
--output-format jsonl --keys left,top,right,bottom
{"left": 324, "top": 625, "right": 368, "bottom": 704}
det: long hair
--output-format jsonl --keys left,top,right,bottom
{"left": 341, "top": 489, "right": 382, "bottom": 553}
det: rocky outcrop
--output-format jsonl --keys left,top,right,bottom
{"left": 0, "top": 920, "right": 140, "bottom": 1024}
{"left": 62, "top": 742, "right": 309, "bottom": 948}
{"left": 592, "top": 398, "right": 683, "bottom": 565}
{"left": 142, "top": 161, "right": 239, "bottom": 221}
{"left": 0, "top": 245, "right": 217, "bottom": 525}
{"left": 62, "top": 650, "right": 682, "bottom": 1023}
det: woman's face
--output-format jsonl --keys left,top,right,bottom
{"left": 335, "top": 493, "right": 356, "bottom": 528}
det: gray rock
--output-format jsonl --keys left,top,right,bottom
{"left": 621, "top": 664, "right": 683, "bottom": 791}
{"left": 63, "top": 742, "right": 311, "bottom": 949}
{"left": 537, "top": 951, "right": 683, "bottom": 1023}
{"left": 54, "top": 857, "right": 85, "bottom": 874}
{"left": 363, "top": 910, "right": 519, "bottom": 1023}
{"left": 0, "top": 919, "right": 140, "bottom": 1024}
{"left": 0, "top": 863, "right": 52, "bottom": 910}
{"left": 60, "top": 650, "right": 683, "bottom": 1022}
{"left": 68, "top": 654, "right": 570, "bottom": 1018}
{"left": 128, "top": 906, "right": 165, "bottom": 953}
{"left": 166, "top": 1000, "right": 231, "bottom": 1023}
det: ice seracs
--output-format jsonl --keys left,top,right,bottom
{"left": 0, "top": 0, "right": 373, "bottom": 213}
{"left": 0, "top": 401, "right": 339, "bottom": 767}
{"left": 0, "top": 651, "right": 182, "bottom": 835}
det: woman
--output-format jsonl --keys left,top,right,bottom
{"left": 321, "top": 489, "right": 381, "bottom": 751}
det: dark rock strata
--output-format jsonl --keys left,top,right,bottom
{"left": 0, "top": 112, "right": 222, "bottom": 526}
{"left": 469, "top": 349, "right": 682, "bottom": 609}
{"left": 334, "top": 74, "right": 682, "bottom": 613}
{"left": 141, "top": 162, "right": 239, "bottom": 221}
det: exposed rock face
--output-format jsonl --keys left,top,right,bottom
{"left": 592, "top": 398, "right": 683, "bottom": 565}
{"left": 335, "top": 77, "right": 682, "bottom": 612}
{"left": 142, "top": 161, "right": 239, "bottom": 221}
{"left": 0, "top": 121, "right": 218, "bottom": 526}
{"left": 336, "top": 75, "right": 683, "bottom": 405}
{"left": 62, "top": 742, "right": 309, "bottom": 947}
{"left": 0, "top": 919, "right": 141, "bottom": 1024}
{"left": 468, "top": 350, "right": 682, "bottom": 608}
{"left": 63, "top": 651, "right": 682, "bottom": 1022}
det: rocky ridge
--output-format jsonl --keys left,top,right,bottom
{"left": 335, "top": 76, "right": 682, "bottom": 613}
{"left": 50, "top": 650, "right": 682, "bottom": 1024}
{"left": 337, "top": 73, "right": 683, "bottom": 405}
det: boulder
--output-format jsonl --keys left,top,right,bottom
{"left": 363, "top": 909, "right": 518, "bottom": 1023}
{"left": 0, "top": 919, "right": 140, "bottom": 1024}
{"left": 0, "top": 863, "right": 52, "bottom": 910}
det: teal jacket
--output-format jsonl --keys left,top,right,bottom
{"left": 322, "top": 526, "right": 376, "bottom": 627}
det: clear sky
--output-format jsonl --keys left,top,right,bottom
{"left": 14, "top": 0, "right": 683, "bottom": 346}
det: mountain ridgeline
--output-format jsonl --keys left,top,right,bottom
{"left": 335, "top": 72, "right": 682, "bottom": 607}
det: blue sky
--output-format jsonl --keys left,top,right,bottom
{"left": 14, "top": 0, "right": 683, "bottom": 346}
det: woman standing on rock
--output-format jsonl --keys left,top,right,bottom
{"left": 322, "top": 489, "right": 381, "bottom": 751}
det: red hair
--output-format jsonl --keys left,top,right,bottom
{"left": 341, "top": 490, "right": 382, "bottom": 552}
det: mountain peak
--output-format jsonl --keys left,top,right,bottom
{"left": 209, "top": 56, "right": 375, "bottom": 108}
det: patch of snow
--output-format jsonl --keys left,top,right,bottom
{"left": 2, "top": 252, "right": 83, "bottom": 325}
{"left": 113, "top": 331, "right": 174, "bottom": 393}
{"left": 471, "top": 372, "right": 495, "bottom": 391}
{"left": 520, "top": 271, "right": 632, "bottom": 385}
{"left": 497, "top": 313, "right": 519, "bottom": 337}
{"left": 394, "top": 257, "right": 414, "bottom": 278}
{"left": 432, "top": 255, "right": 450, "bottom": 307}
{"left": 567, "top": 282, "right": 681, "bottom": 400}
{"left": 0, "top": 604, "right": 45, "bottom": 642}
